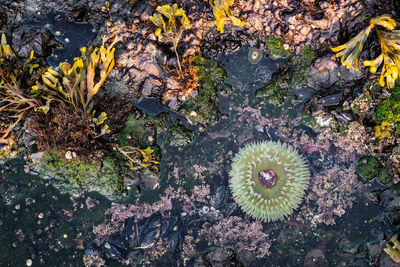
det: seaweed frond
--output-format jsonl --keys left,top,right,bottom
{"left": 332, "top": 14, "right": 400, "bottom": 88}
{"left": 31, "top": 38, "right": 118, "bottom": 111}
{"left": 209, "top": 0, "right": 244, "bottom": 34}
{"left": 116, "top": 145, "right": 159, "bottom": 171}
{"left": 384, "top": 236, "right": 400, "bottom": 263}
{"left": 150, "top": 3, "right": 192, "bottom": 77}
{"left": 0, "top": 34, "right": 42, "bottom": 139}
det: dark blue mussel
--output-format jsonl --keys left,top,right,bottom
{"left": 161, "top": 215, "right": 179, "bottom": 238}
{"left": 138, "top": 212, "right": 162, "bottom": 248}
{"left": 121, "top": 217, "right": 139, "bottom": 248}
{"left": 101, "top": 240, "right": 127, "bottom": 260}
{"left": 211, "top": 185, "right": 227, "bottom": 209}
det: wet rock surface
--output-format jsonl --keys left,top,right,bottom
{"left": 1, "top": 0, "right": 400, "bottom": 266}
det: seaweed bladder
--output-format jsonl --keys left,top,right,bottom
{"left": 332, "top": 14, "right": 400, "bottom": 88}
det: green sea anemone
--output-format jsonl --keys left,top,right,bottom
{"left": 248, "top": 47, "right": 263, "bottom": 64}
{"left": 229, "top": 141, "right": 310, "bottom": 222}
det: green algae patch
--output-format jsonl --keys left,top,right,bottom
{"left": 265, "top": 37, "right": 291, "bottom": 59}
{"left": 168, "top": 123, "right": 195, "bottom": 146}
{"left": 119, "top": 113, "right": 170, "bottom": 147}
{"left": 357, "top": 156, "right": 391, "bottom": 184}
{"left": 375, "top": 85, "right": 400, "bottom": 133}
{"left": 256, "top": 45, "right": 316, "bottom": 106}
{"left": 31, "top": 153, "right": 124, "bottom": 199}
{"left": 182, "top": 55, "right": 226, "bottom": 125}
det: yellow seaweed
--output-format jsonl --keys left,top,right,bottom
{"left": 332, "top": 14, "right": 400, "bottom": 88}
{"left": 150, "top": 4, "right": 191, "bottom": 76}
{"left": 209, "top": 0, "right": 244, "bottom": 34}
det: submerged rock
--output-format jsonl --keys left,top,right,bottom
{"left": 194, "top": 247, "right": 244, "bottom": 267}
{"left": 11, "top": 27, "right": 62, "bottom": 58}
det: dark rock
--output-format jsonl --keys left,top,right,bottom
{"left": 320, "top": 93, "right": 342, "bottom": 107}
{"left": 11, "top": 27, "right": 62, "bottom": 58}
{"left": 194, "top": 247, "right": 244, "bottom": 267}
{"left": 304, "top": 248, "right": 328, "bottom": 267}
{"left": 134, "top": 97, "right": 165, "bottom": 116}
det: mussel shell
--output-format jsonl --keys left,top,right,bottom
{"left": 167, "top": 232, "right": 180, "bottom": 253}
{"left": 138, "top": 212, "right": 162, "bottom": 239}
{"left": 139, "top": 227, "right": 160, "bottom": 248}
{"left": 224, "top": 202, "right": 237, "bottom": 217}
{"left": 161, "top": 216, "right": 178, "bottom": 238}
{"left": 101, "top": 240, "right": 127, "bottom": 259}
{"left": 121, "top": 217, "right": 138, "bottom": 248}
{"left": 212, "top": 186, "right": 227, "bottom": 209}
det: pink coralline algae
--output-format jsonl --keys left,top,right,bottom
{"left": 93, "top": 185, "right": 210, "bottom": 239}
{"left": 198, "top": 216, "right": 271, "bottom": 259}
{"left": 303, "top": 165, "right": 363, "bottom": 225}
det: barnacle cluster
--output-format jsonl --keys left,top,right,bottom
{"left": 332, "top": 15, "right": 400, "bottom": 88}
{"left": 229, "top": 141, "right": 310, "bottom": 222}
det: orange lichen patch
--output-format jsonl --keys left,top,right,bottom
{"left": 163, "top": 56, "right": 199, "bottom": 102}
{"left": 0, "top": 130, "right": 18, "bottom": 158}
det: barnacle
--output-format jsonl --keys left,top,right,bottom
{"left": 150, "top": 4, "right": 191, "bottom": 77}
{"left": 332, "top": 14, "right": 400, "bottom": 88}
{"left": 209, "top": 0, "right": 244, "bottom": 34}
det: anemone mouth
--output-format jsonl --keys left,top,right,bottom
{"left": 248, "top": 48, "right": 263, "bottom": 64}
{"left": 258, "top": 170, "right": 277, "bottom": 188}
{"left": 229, "top": 141, "right": 310, "bottom": 222}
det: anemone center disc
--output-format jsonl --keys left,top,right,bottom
{"left": 258, "top": 169, "right": 277, "bottom": 188}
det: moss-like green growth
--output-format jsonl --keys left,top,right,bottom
{"left": 119, "top": 113, "right": 170, "bottom": 147}
{"left": 290, "top": 46, "right": 316, "bottom": 88}
{"left": 265, "top": 37, "right": 291, "bottom": 59}
{"left": 357, "top": 156, "right": 391, "bottom": 184}
{"left": 375, "top": 85, "right": 400, "bottom": 134}
{"left": 256, "top": 45, "right": 316, "bottom": 105}
{"left": 31, "top": 153, "right": 124, "bottom": 199}
{"left": 182, "top": 55, "right": 226, "bottom": 125}
{"left": 168, "top": 123, "right": 195, "bottom": 146}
